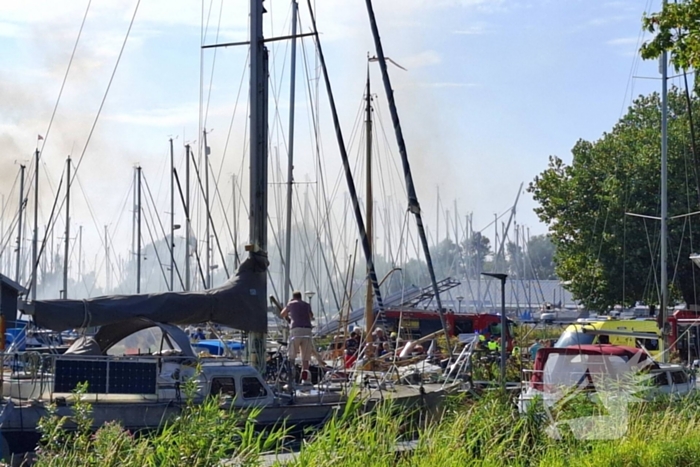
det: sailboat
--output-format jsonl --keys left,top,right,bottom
{"left": 0, "top": 0, "right": 455, "bottom": 458}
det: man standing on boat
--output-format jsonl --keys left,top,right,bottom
{"left": 281, "top": 291, "right": 314, "bottom": 384}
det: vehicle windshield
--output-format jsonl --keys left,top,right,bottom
{"left": 554, "top": 329, "right": 595, "bottom": 348}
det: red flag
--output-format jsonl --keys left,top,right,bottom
{"left": 37, "top": 134, "right": 44, "bottom": 141}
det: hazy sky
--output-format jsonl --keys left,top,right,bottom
{"left": 0, "top": 0, "right": 670, "bottom": 291}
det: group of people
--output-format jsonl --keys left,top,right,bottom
{"left": 342, "top": 326, "right": 402, "bottom": 368}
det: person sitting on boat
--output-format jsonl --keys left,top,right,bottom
{"left": 529, "top": 338, "right": 542, "bottom": 360}
{"left": 193, "top": 328, "right": 206, "bottom": 341}
{"left": 344, "top": 331, "right": 360, "bottom": 368}
{"left": 373, "top": 327, "right": 388, "bottom": 356}
{"left": 281, "top": 291, "right": 315, "bottom": 384}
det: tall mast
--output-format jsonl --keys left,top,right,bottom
{"left": 364, "top": 62, "right": 374, "bottom": 336}
{"left": 63, "top": 155, "right": 71, "bottom": 299}
{"left": 185, "top": 144, "right": 191, "bottom": 291}
{"left": 15, "top": 164, "right": 25, "bottom": 283}
{"left": 248, "top": 0, "right": 269, "bottom": 371}
{"left": 232, "top": 174, "right": 239, "bottom": 268}
{"left": 204, "top": 130, "right": 211, "bottom": 289}
{"left": 105, "top": 225, "right": 110, "bottom": 293}
{"left": 78, "top": 225, "right": 82, "bottom": 284}
{"left": 306, "top": 2, "right": 385, "bottom": 314}
{"left": 283, "top": 0, "right": 298, "bottom": 305}
{"left": 660, "top": 0, "right": 669, "bottom": 362}
{"left": 31, "top": 149, "right": 39, "bottom": 301}
{"left": 169, "top": 138, "right": 175, "bottom": 291}
{"left": 364, "top": 0, "right": 451, "bottom": 356}
{"left": 131, "top": 168, "right": 136, "bottom": 284}
{"left": 136, "top": 165, "right": 142, "bottom": 294}
{"left": 436, "top": 186, "right": 440, "bottom": 244}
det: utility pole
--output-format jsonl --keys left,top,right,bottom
{"left": 283, "top": 0, "right": 298, "bottom": 306}
{"left": 15, "top": 164, "right": 25, "bottom": 283}
{"left": 185, "top": 144, "right": 191, "bottom": 291}
{"left": 62, "top": 155, "right": 71, "bottom": 299}
{"left": 136, "top": 165, "right": 142, "bottom": 294}
{"left": 170, "top": 138, "right": 175, "bottom": 292}
{"left": 31, "top": 149, "right": 39, "bottom": 301}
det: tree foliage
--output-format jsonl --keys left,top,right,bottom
{"left": 506, "top": 234, "right": 557, "bottom": 280}
{"left": 641, "top": 0, "right": 700, "bottom": 71}
{"left": 529, "top": 88, "right": 700, "bottom": 310}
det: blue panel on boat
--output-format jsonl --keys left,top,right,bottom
{"left": 108, "top": 361, "right": 156, "bottom": 394}
{"left": 54, "top": 359, "right": 107, "bottom": 393}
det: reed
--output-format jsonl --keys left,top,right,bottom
{"left": 28, "top": 384, "right": 700, "bottom": 467}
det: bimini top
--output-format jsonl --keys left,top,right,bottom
{"left": 65, "top": 318, "right": 196, "bottom": 357}
{"left": 21, "top": 252, "right": 268, "bottom": 334}
{"left": 530, "top": 344, "right": 657, "bottom": 391}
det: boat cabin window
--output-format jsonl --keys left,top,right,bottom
{"left": 671, "top": 370, "right": 689, "bottom": 385}
{"left": 210, "top": 377, "right": 236, "bottom": 397}
{"left": 242, "top": 376, "right": 267, "bottom": 399}
{"left": 108, "top": 327, "right": 164, "bottom": 356}
{"left": 554, "top": 330, "right": 595, "bottom": 348}
{"left": 652, "top": 372, "right": 668, "bottom": 387}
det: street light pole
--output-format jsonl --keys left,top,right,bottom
{"left": 482, "top": 272, "right": 508, "bottom": 391}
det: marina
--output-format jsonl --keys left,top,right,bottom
{"left": 1, "top": 0, "right": 700, "bottom": 465}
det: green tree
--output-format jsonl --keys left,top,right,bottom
{"left": 430, "top": 238, "right": 462, "bottom": 279}
{"left": 641, "top": 0, "right": 700, "bottom": 71}
{"left": 529, "top": 89, "right": 700, "bottom": 310}
{"left": 463, "top": 232, "right": 491, "bottom": 278}
{"left": 526, "top": 234, "right": 557, "bottom": 280}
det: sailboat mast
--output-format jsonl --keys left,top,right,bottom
{"left": 105, "top": 225, "right": 110, "bottom": 293}
{"left": 232, "top": 174, "right": 239, "bottom": 268}
{"left": 31, "top": 149, "right": 39, "bottom": 301}
{"left": 15, "top": 164, "right": 25, "bottom": 283}
{"left": 204, "top": 130, "right": 211, "bottom": 289}
{"left": 63, "top": 155, "right": 71, "bottom": 299}
{"left": 78, "top": 225, "right": 82, "bottom": 284}
{"left": 136, "top": 165, "right": 142, "bottom": 294}
{"left": 364, "top": 0, "right": 451, "bottom": 357}
{"left": 169, "top": 138, "right": 175, "bottom": 291}
{"left": 364, "top": 63, "right": 374, "bottom": 336}
{"left": 660, "top": 3, "right": 669, "bottom": 361}
{"left": 248, "top": 0, "right": 269, "bottom": 371}
{"left": 283, "top": 0, "right": 298, "bottom": 305}
{"left": 185, "top": 144, "right": 191, "bottom": 291}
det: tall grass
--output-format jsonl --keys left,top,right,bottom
{"left": 25, "top": 384, "right": 700, "bottom": 467}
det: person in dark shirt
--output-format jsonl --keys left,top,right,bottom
{"left": 343, "top": 331, "right": 360, "bottom": 368}
{"left": 281, "top": 291, "right": 315, "bottom": 383}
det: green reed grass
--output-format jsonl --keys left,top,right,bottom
{"left": 25, "top": 382, "right": 700, "bottom": 467}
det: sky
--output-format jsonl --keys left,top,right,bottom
{"left": 0, "top": 0, "right": 672, "bottom": 295}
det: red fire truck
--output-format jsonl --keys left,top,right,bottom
{"left": 381, "top": 308, "right": 515, "bottom": 350}
{"left": 667, "top": 309, "right": 700, "bottom": 361}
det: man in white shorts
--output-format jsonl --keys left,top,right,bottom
{"left": 280, "top": 291, "right": 314, "bottom": 384}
